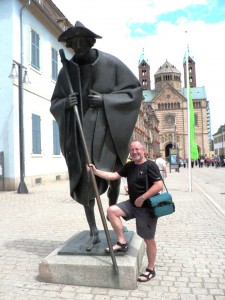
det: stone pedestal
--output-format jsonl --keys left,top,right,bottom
{"left": 39, "top": 230, "right": 145, "bottom": 290}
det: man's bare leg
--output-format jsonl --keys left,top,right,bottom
{"left": 145, "top": 238, "right": 156, "bottom": 270}
{"left": 138, "top": 238, "right": 156, "bottom": 281}
{"left": 106, "top": 205, "right": 128, "bottom": 251}
{"left": 107, "top": 179, "right": 128, "bottom": 232}
{"left": 84, "top": 199, "right": 100, "bottom": 251}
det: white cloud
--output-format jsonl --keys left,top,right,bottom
{"left": 53, "top": 0, "right": 225, "bottom": 134}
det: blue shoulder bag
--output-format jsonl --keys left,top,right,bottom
{"left": 146, "top": 167, "right": 175, "bottom": 218}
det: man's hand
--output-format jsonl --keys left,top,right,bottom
{"left": 88, "top": 90, "right": 103, "bottom": 108}
{"left": 65, "top": 92, "right": 79, "bottom": 110}
{"left": 86, "top": 163, "right": 96, "bottom": 174}
{"left": 134, "top": 196, "right": 145, "bottom": 207}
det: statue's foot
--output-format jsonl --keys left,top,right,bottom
{"left": 86, "top": 234, "right": 100, "bottom": 251}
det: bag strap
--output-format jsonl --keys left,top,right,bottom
{"left": 145, "top": 162, "right": 169, "bottom": 193}
{"left": 160, "top": 175, "right": 168, "bottom": 193}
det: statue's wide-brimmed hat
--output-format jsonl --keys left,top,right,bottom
{"left": 58, "top": 21, "right": 102, "bottom": 42}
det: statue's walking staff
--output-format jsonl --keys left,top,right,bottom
{"left": 59, "top": 49, "right": 118, "bottom": 273}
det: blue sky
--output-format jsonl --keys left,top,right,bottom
{"left": 53, "top": 0, "right": 225, "bottom": 134}
{"left": 130, "top": 1, "right": 225, "bottom": 37}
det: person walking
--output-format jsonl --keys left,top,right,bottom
{"left": 88, "top": 140, "right": 163, "bottom": 282}
{"left": 155, "top": 153, "right": 167, "bottom": 180}
{"left": 50, "top": 21, "right": 142, "bottom": 251}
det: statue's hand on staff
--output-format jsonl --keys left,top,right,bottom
{"left": 65, "top": 92, "right": 79, "bottom": 110}
{"left": 88, "top": 90, "right": 103, "bottom": 108}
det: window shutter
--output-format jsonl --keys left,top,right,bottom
{"left": 32, "top": 114, "right": 41, "bottom": 154}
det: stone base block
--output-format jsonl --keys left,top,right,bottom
{"left": 39, "top": 230, "right": 145, "bottom": 290}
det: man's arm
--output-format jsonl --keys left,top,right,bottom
{"left": 88, "top": 164, "right": 121, "bottom": 181}
{"left": 163, "top": 165, "right": 167, "bottom": 178}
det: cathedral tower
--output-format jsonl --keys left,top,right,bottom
{"left": 183, "top": 54, "right": 197, "bottom": 88}
{"left": 138, "top": 48, "right": 151, "bottom": 90}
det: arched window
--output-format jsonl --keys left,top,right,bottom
{"left": 194, "top": 113, "right": 198, "bottom": 126}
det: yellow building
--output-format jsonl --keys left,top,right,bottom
{"left": 138, "top": 50, "right": 211, "bottom": 160}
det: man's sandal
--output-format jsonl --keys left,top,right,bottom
{"left": 105, "top": 241, "right": 128, "bottom": 253}
{"left": 138, "top": 268, "right": 156, "bottom": 282}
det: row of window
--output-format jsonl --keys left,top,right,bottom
{"left": 142, "top": 79, "right": 148, "bottom": 85}
{"left": 214, "top": 134, "right": 225, "bottom": 143}
{"left": 158, "top": 103, "right": 181, "bottom": 109}
{"left": 214, "top": 148, "right": 225, "bottom": 155}
{"left": 31, "top": 29, "right": 58, "bottom": 80}
{"left": 155, "top": 75, "right": 181, "bottom": 83}
{"left": 141, "top": 70, "right": 148, "bottom": 76}
{"left": 157, "top": 101, "right": 201, "bottom": 110}
{"left": 194, "top": 102, "right": 201, "bottom": 108}
{"left": 32, "top": 114, "right": 60, "bottom": 155}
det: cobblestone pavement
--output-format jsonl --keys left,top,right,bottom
{"left": 0, "top": 167, "right": 225, "bottom": 300}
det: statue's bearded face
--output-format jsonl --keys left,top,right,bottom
{"left": 66, "top": 37, "right": 95, "bottom": 57}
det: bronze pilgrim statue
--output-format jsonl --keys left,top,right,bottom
{"left": 50, "top": 21, "right": 142, "bottom": 251}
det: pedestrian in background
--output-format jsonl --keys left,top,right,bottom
{"left": 155, "top": 153, "right": 167, "bottom": 180}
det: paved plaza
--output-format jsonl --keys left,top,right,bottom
{"left": 0, "top": 167, "right": 225, "bottom": 299}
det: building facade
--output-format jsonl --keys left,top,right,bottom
{"left": 132, "top": 101, "right": 160, "bottom": 159}
{"left": 138, "top": 50, "right": 211, "bottom": 160}
{"left": 0, "top": 0, "right": 73, "bottom": 191}
{"left": 213, "top": 125, "right": 225, "bottom": 157}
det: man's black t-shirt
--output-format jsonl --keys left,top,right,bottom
{"left": 117, "top": 160, "right": 161, "bottom": 207}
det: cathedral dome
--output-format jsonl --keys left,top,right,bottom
{"left": 155, "top": 60, "right": 180, "bottom": 75}
{"left": 155, "top": 60, "right": 181, "bottom": 91}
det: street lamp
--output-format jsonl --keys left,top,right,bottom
{"left": 9, "top": 60, "right": 30, "bottom": 193}
{"left": 7, "top": 0, "right": 31, "bottom": 193}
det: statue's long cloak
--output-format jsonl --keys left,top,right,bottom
{"left": 50, "top": 50, "right": 142, "bottom": 206}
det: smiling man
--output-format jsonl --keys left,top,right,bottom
{"left": 89, "top": 140, "right": 163, "bottom": 282}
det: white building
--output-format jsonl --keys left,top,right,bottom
{"left": 0, "top": 0, "right": 73, "bottom": 191}
{"left": 213, "top": 125, "right": 225, "bottom": 157}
